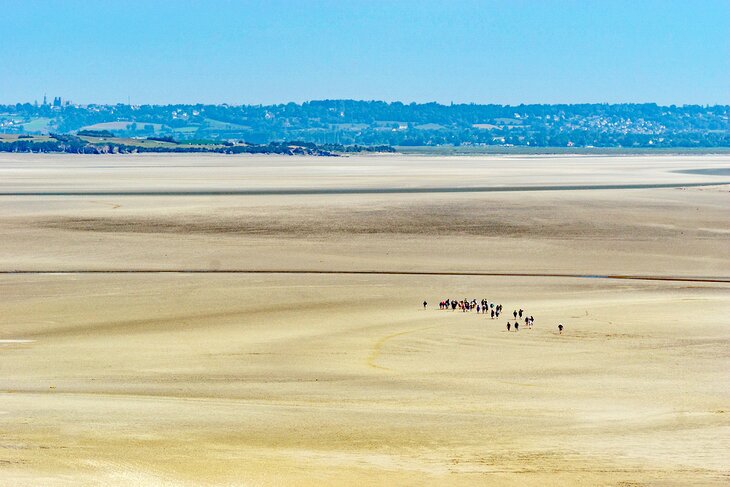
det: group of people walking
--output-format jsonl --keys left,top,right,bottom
{"left": 424, "top": 299, "right": 565, "bottom": 334}
{"left": 436, "top": 298, "right": 504, "bottom": 319}
{"left": 506, "top": 308, "right": 534, "bottom": 331}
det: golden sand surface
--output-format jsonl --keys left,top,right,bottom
{"left": 0, "top": 153, "right": 729, "bottom": 485}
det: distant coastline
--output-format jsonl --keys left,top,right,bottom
{"left": 0, "top": 133, "right": 394, "bottom": 156}
{"left": 1, "top": 100, "right": 728, "bottom": 150}
{"left": 2, "top": 133, "right": 728, "bottom": 157}
{"left": 396, "top": 146, "right": 730, "bottom": 156}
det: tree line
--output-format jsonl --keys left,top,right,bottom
{"left": 1, "top": 101, "right": 728, "bottom": 147}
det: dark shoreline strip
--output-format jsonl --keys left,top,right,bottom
{"left": 1, "top": 181, "right": 728, "bottom": 197}
{"left": 1, "top": 270, "right": 728, "bottom": 284}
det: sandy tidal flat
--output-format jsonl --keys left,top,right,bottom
{"left": 0, "top": 153, "right": 729, "bottom": 485}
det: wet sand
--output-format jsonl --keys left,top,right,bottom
{"left": 1, "top": 153, "right": 729, "bottom": 485}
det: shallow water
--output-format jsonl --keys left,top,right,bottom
{"left": 675, "top": 167, "right": 730, "bottom": 176}
{"left": 1, "top": 180, "right": 728, "bottom": 196}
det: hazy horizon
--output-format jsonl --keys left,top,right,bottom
{"left": 5, "top": 98, "right": 730, "bottom": 108}
{"left": 3, "top": 0, "right": 729, "bottom": 106}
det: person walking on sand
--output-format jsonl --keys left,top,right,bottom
{"left": 514, "top": 322, "right": 519, "bottom": 331}
{"left": 506, "top": 322, "right": 511, "bottom": 332}
{"left": 558, "top": 323, "right": 564, "bottom": 334}
{"left": 491, "top": 309, "right": 495, "bottom": 319}
{"left": 513, "top": 310, "right": 517, "bottom": 320}
{"left": 519, "top": 309, "right": 523, "bottom": 318}
{"left": 423, "top": 300, "right": 427, "bottom": 309}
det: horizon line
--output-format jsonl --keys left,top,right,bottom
{"left": 4, "top": 99, "right": 730, "bottom": 109}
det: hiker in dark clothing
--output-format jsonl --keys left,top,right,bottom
{"left": 558, "top": 323, "right": 564, "bottom": 334}
{"left": 506, "top": 322, "right": 511, "bottom": 332}
{"left": 423, "top": 301, "right": 427, "bottom": 309}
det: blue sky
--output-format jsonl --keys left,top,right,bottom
{"left": 3, "top": 0, "right": 728, "bottom": 105}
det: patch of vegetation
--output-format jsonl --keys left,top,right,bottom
{"left": 179, "top": 139, "right": 222, "bottom": 145}
{"left": 78, "top": 129, "right": 115, "bottom": 137}
{"left": 146, "top": 135, "right": 178, "bottom": 144}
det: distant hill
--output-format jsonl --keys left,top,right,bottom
{"left": 1, "top": 100, "right": 728, "bottom": 148}
{"left": 0, "top": 133, "right": 394, "bottom": 156}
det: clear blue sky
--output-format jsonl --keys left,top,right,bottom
{"left": 3, "top": 0, "right": 729, "bottom": 105}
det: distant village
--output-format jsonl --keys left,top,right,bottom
{"left": 1, "top": 98, "right": 728, "bottom": 148}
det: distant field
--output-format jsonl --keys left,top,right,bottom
{"left": 77, "top": 136, "right": 220, "bottom": 149}
{"left": 20, "top": 117, "right": 52, "bottom": 132}
{"left": 76, "top": 135, "right": 178, "bottom": 148}
{"left": 171, "top": 126, "right": 199, "bottom": 133}
{"left": 0, "top": 133, "right": 182, "bottom": 148}
{"left": 79, "top": 121, "right": 164, "bottom": 131}
{"left": 204, "top": 118, "right": 249, "bottom": 130}
{"left": 0, "top": 134, "right": 54, "bottom": 142}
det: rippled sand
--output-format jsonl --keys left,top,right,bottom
{"left": 1, "top": 153, "right": 728, "bottom": 485}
